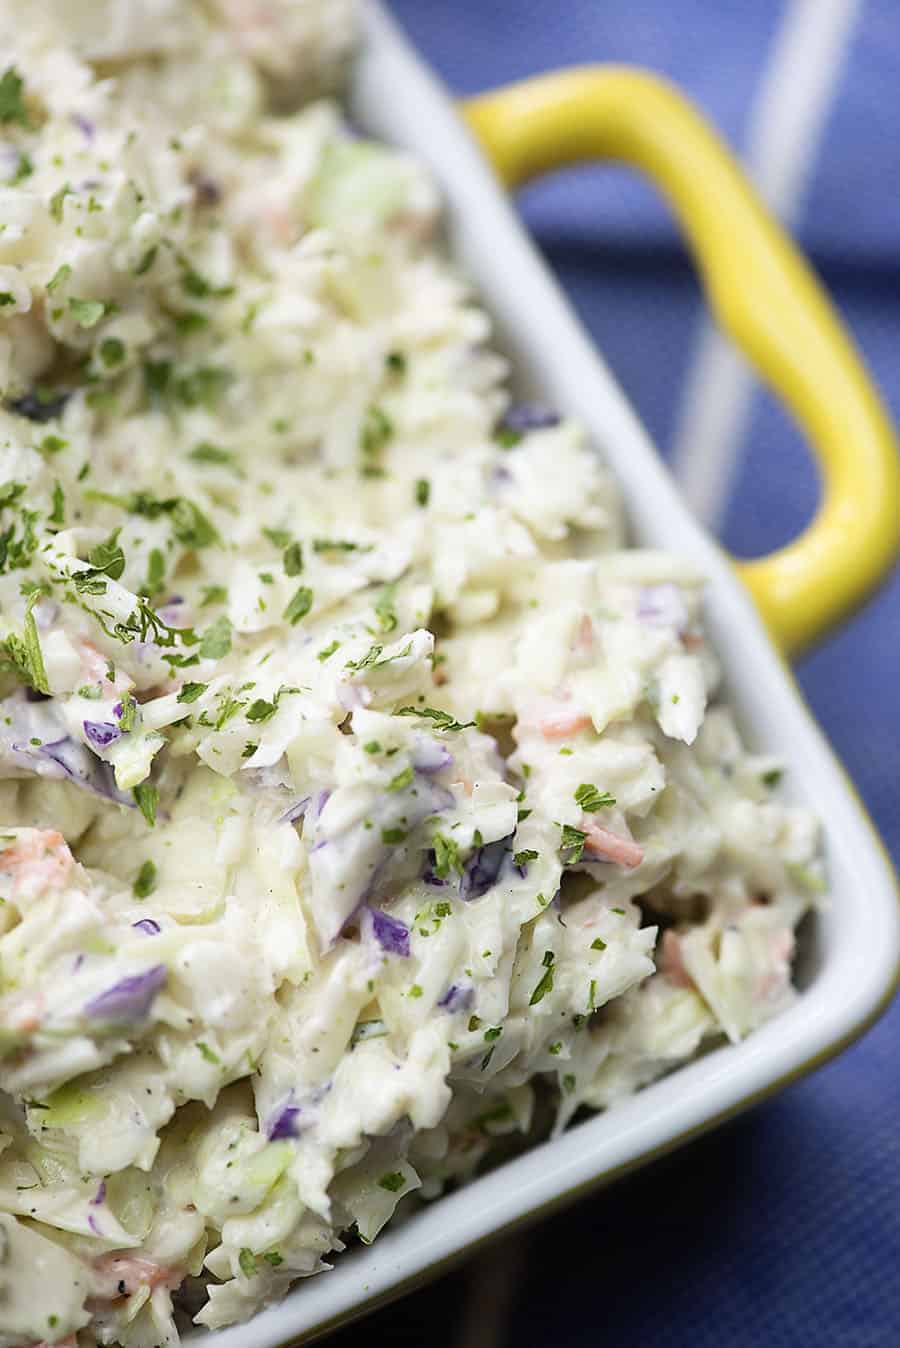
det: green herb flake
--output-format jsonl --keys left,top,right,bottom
{"left": 513, "top": 849, "right": 538, "bottom": 868}
{"left": 238, "top": 1248, "right": 257, "bottom": 1278}
{"left": 262, "top": 527, "right": 291, "bottom": 548}
{"left": 374, "top": 581, "right": 397, "bottom": 633}
{"left": 188, "top": 442, "right": 234, "bottom": 467}
{"left": 529, "top": 951, "right": 556, "bottom": 1006}
{"left": 495, "top": 427, "right": 523, "bottom": 449}
{"left": 562, "top": 1073, "right": 576, "bottom": 1094}
{"left": 200, "top": 584, "right": 227, "bottom": 608}
{"left": 197, "top": 1041, "right": 221, "bottom": 1065}
{"left": 49, "top": 183, "right": 72, "bottom": 223}
{"left": 2, "top": 597, "right": 50, "bottom": 695}
{"left": 560, "top": 824, "right": 587, "bottom": 863}
{"left": 49, "top": 481, "right": 65, "bottom": 526}
{"left": 133, "top": 782, "right": 158, "bottom": 827}
{"left": 360, "top": 404, "right": 393, "bottom": 457}
{"left": 590, "top": 937, "right": 607, "bottom": 951}
{"left": 407, "top": 984, "right": 423, "bottom": 999}
{"left": 39, "top": 434, "right": 67, "bottom": 454}
{"left": 574, "top": 784, "right": 616, "bottom": 812}
{"left": 99, "top": 337, "right": 125, "bottom": 368}
{"left": 177, "top": 682, "right": 207, "bottom": 704}
{"left": 171, "top": 498, "right": 218, "bottom": 549}
{"left": 199, "top": 615, "right": 232, "bottom": 659}
{"left": 317, "top": 640, "right": 340, "bottom": 662}
{"left": 387, "top": 764, "right": 413, "bottom": 792}
{"left": 116, "top": 694, "right": 137, "bottom": 733}
{"left": 396, "top": 706, "right": 475, "bottom": 733}
{"left": 432, "top": 833, "right": 462, "bottom": 879}
{"left": 283, "top": 585, "right": 313, "bottom": 625}
{"left": 133, "top": 859, "right": 157, "bottom": 899}
{"left": 263, "top": 1251, "right": 284, "bottom": 1267}
{"left": 762, "top": 768, "right": 783, "bottom": 788}
{"left": 135, "top": 245, "right": 157, "bottom": 276}
{"left": 414, "top": 478, "right": 430, "bottom": 507}
{"left": 46, "top": 264, "right": 71, "bottom": 294}
{"left": 381, "top": 826, "right": 407, "bottom": 845}
{"left": 283, "top": 542, "right": 303, "bottom": 576}
{"left": 0, "top": 67, "right": 28, "bottom": 127}
{"left": 68, "top": 297, "right": 106, "bottom": 328}
{"left": 246, "top": 698, "right": 277, "bottom": 724}
{"left": 483, "top": 1026, "right": 502, "bottom": 1042}
{"left": 377, "top": 1171, "right": 406, "bottom": 1193}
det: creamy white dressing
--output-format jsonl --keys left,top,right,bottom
{"left": 0, "top": 2, "right": 823, "bottom": 1341}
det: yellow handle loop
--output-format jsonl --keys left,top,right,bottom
{"left": 464, "top": 68, "right": 900, "bottom": 655}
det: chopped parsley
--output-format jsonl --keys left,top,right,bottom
{"left": 312, "top": 538, "right": 367, "bottom": 555}
{"left": 560, "top": 824, "right": 587, "bottom": 863}
{"left": 283, "top": 585, "right": 313, "bottom": 625}
{"left": 529, "top": 950, "right": 555, "bottom": 1006}
{"left": 396, "top": 706, "right": 475, "bottom": 733}
{"left": 199, "top": 615, "right": 232, "bottom": 659}
{"left": 414, "top": 477, "right": 430, "bottom": 507}
{"left": 387, "top": 764, "right": 413, "bottom": 792}
{"left": 2, "top": 598, "right": 49, "bottom": 694}
{"left": 432, "top": 833, "right": 462, "bottom": 879}
{"left": 197, "top": 1041, "right": 221, "bottom": 1065}
{"left": 49, "top": 481, "right": 65, "bottom": 526}
{"left": 262, "top": 527, "right": 291, "bottom": 548}
{"left": 574, "top": 784, "right": 616, "bottom": 812}
{"left": 46, "top": 264, "right": 71, "bottom": 294}
{"left": 283, "top": 542, "right": 304, "bottom": 576}
{"left": 513, "top": 849, "right": 538, "bottom": 868}
{"left": 374, "top": 581, "right": 397, "bottom": 633}
{"left": 69, "top": 297, "right": 107, "bottom": 329}
{"left": 177, "top": 682, "right": 207, "bottom": 704}
{"left": 0, "top": 67, "right": 28, "bottom": 127}
{"left": 360, "top": 404, "right": 393, "bottom": 457}
{"left": 590, "top": 937, "right": 607, "bottom": 951}
{"left": 238, "top": 1248, "right": 257, "bottom": 1277}
{"left": 99, "top": 337, "right": 125, "bottom": 367}
{"left": 133, "top": 782, "right": 158, "bottom": 827}
{"left": 200, "top": 584, "right": 228, "bottom": 608}
{"left": 381, "top": 826, "right": 407, "bottom": 845}
{"left": 116, "top": 694, "right": 137, "bottom": 732}
{"left": 377, "top": 1172, "right": 405, "bottom": 1193}
{"left": 133, "top": 860, "right": 157, "bottom": 899}
{"left": 317, "top": 640, "right": 340, "bottom": 662}
{"left": 246, "top": 698, "right": 277, "bottom": 723}
{"left": 188, "top": 442, "right": 235, "bottom": 467}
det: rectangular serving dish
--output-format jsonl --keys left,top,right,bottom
{"left": 207, "top": 5, "right": 900, "bottom": 1343}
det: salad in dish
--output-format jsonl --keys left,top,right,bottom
{"left": 0, "top": 1, "right": 825, "bottom": 1341}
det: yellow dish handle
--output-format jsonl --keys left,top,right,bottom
{"left": 463, "top": 68, "right": 900, "bottom": 655}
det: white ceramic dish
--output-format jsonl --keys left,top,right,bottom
{"left": 204, "top": 6, "right": 899, "bottom": 1343}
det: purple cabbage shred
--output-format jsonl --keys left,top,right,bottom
{"left": 459, "top": 837, "right": 510, "bottom": 900}
{"left": 267, "top": 1096, "right": 301, "bottom": 1141}
{"left": 500, "top": 403, "right": 561, "bottom": 435}
{"left": 368, "top": 907, "right": 410, "bottom": 957}
{"left": 437, "top": 983, "right": 473, "bottom": 1013}
{"left": 132, "top": 918, "right": 161, "bottom": 936}
{"left": 84, "top": 720, "right": 122, "bottom": 750}
{"left": 84, "top": 965, "right": 166, "bottom": 1022}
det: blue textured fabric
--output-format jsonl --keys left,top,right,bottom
{"left": 330, "top": 4, "right": 900, "bottom": 1344}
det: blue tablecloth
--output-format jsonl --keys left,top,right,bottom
{"left": 331, "top": 5, "right": 900, "bottom": 1344}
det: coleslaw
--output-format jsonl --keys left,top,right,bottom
{"left": 0, "top": 1, "right": 824, "bottom": 1341}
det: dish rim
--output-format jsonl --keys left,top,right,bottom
{"left": 196, "top": 4, "right": 899, "bottom": 1343}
